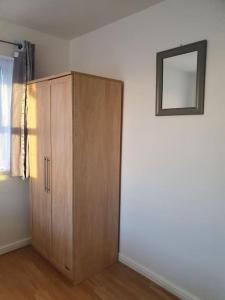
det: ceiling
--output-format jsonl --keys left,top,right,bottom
{"left": 0, "top": 0, "right": 163, "bottom": 39}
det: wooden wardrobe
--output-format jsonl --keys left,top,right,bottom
{"left": 27, "top": 71, "right": 123, "bottom": 283}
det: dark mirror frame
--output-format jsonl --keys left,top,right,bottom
{"left": 156, "top": 40, "right": 207, "bottom": 116}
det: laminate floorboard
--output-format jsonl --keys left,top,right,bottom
{"left": 0, "top": 247, "right": 179, "bottom": 300}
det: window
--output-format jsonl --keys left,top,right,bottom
{"left": 0, "top": 56, "right": 14, "bottom": 173}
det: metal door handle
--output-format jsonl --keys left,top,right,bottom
{"left": 47, "top": 158, "right": 51, "bottom": 193}
{"left": 44, "top": 157, "right": 47, "bottom": 192}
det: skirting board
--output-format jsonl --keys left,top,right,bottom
{"left": 0, "top": 238, "right": 32, "bottom": 256}
{"left": 119, "top": 253, "right": 200, "bottom": 300}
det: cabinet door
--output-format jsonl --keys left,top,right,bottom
{"left": 28, "top": 82, "right": 51, "bottom": 259}
{"left": 74, "top": 74, "right": 122, "bottom": 283}
{"left": 50, "top": 76, "right": 73, "bottom": 279}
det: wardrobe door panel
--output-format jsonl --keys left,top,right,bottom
{"left": 50, "top": 76, "right": 73, "bottom": 278}
{"left": 74, "top": 74, "right": 122, "bottom": 283}
{"left": 28, "top": 82, "right": 51, "bottom": 259}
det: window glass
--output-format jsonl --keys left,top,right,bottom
{"left": 0, "top": 56, "right": 14, "bottom": 173}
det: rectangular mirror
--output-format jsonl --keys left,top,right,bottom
{"left": 156, "top": 40, "right": 207, "bottom": 116}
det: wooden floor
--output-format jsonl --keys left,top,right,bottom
{"left": 0, "top": 247, "right": 178, "bottom": 300}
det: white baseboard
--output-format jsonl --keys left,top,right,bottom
{"left": 119, "top": 253, "right": 200, "bottom": 300}
{"left": 0, "top": 238, "right": 32, "bottom": 256}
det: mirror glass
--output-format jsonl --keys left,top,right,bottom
{"left": 162, "top": 51, "right": 198, "bottom": 109}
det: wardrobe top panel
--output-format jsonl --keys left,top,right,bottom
{"left": 28, "top": 71, "right": 123, "bottom": 85}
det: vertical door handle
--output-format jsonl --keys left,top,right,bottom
{"left": 44, "top": 157, "right": 47, "bottom": 192}
{"left": 47, "top": 158, "right": 51, "bottom": 193}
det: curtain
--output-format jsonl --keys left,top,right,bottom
{"left": 11, "top": 41, "right": 35, "bottom": 178}
{"left": 0, "top": 56, "right": 14, "bottom": 172}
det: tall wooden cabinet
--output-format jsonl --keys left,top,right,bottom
{"left": 27, "top": 72, "right": 123, "bottom": 283}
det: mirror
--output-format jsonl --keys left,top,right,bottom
{"left": 163, "top": 52, "right": 197, "bottom": 109}
{"left": 156, "top": 40, "right": 207, "bottom": 116}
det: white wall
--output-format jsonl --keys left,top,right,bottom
{"left": 70, "top": 1, "right": 225, "bottom": 299}
{"left": 0, "top": 18, "right": 69, "bottom": 251}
